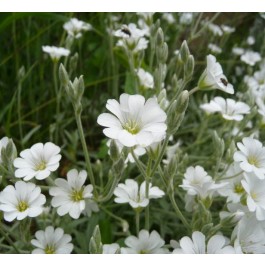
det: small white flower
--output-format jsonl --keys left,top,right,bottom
{"left": 63, "top": 18, "right": 92, "bottom": 39}
{"left": 220, "top": 202, "right": 247, "bottom": 223}
{"left": 200, "top": 97, "right": 250, "bottom": 121}
{"left": 137, "top": 19, "right": 150, "bottom": 37}
{"left": 233, "top": 215, "right": 265, "bottom": 253}
{"left": 13, "top": 142, "right": 61, "bottom": 181}
{"left": 121, "top": 230, "right": 168, "bottom": 254}
{"left": 180, "top": 166, "right": 227, "bottom": 199}
{"left": 0, "top": 181, "right": 46, "bottom": 222}
{"left": 49, "top": 169, "right": 93, "bottom": 219}
{"left": 0, "top": 137, "right": 9, "bottom": 163}
{"left": 162, "top": 13, "right": 176, "bottom": 24}
{"left": 218, "top": 163, "right": 245, "bottom": 203}
{"left": 179, "top": 13, "right": 194, "bottom": 25}
{"left": 208, "top": 43, "right": 222, "bottom": 54}
{"left": 198, "top": 54, "right": 234, "bottom": 94}
{"left": 102, "top": 243, "right": 120, "bottom": 254}
{"left": 232, "top": 47, "right": 245, "bottom": 56}
{"left": 42, "top": 46, "right": 70, "bottom": 61}
{"left": 97, "top": 93, "right": 167, "bottom": 148}
{"left": 241, "top": 174, "right": 265, "bottom": 220}
{"left": 173, "top": 231, "right": 235, "bottom": 254}
{"left": 163, "top": 141, "right": 181, "bottom": 165}
{"left": 207, "top": 22, "right": 223, "bottom": 36}
{"left": 115, "top": 24, "right": 148, "bottom": 52}
{"left": 240, "top": 51, "right": 261, "bottom": 66}
{"left": 136, "top": 68, "right": 154, "bottom": 89}
{"left": 114, "top": 179, "right": 164, "bottom": 209}
{"left": 221, "top": 25, "right": 235, "bottom": 34}
{"left": 234, "top": 137, "right": 265, "bottom": 179}
{"left": 31, "top": 226, "right": 73, "bottom": 254}
{"left": 247, "top": 36, "right": 255, "bottom": 45}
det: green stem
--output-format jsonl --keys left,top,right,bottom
{"left": 188, "top": 86, "right": 199, "bottom": 96}
{"left": 53, "top": 61, "right": 59, "bottom": 144}
{"left": 17, "top": 80, "right": 24, "bottom": 148}
{"left": 135, "top": 210, "right": 140, "bottom": 235}
{"left": 145, "top": 158, "right": 152, "bottom": 230}
{"left": 75, "top": 111, "right": 98, "bottom": 198}
{"left": 169, "top": 191, "right": 190, "bottom": 231}
{"left": 127, "top": 50, "right": 139, "bottom": 93}
{"left": 0, "top": 224, "right": 20, "bottom": 253}
{"left": 130, "top": 149, "right": 148, "bottom": 179}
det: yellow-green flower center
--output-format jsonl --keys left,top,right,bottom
{"left": 71, "top": 189, "right": 84, "bottom": 202}
{"left": 45, "top": 245, "right": 56, "bottom": 254}
{"left": 139, "top": 249, "right": 149, "bottom": 254}
{"left": 234, "top": 183, "right": 244, "bottom": 194}
{"left": 17, "top": 201, "right": 28, "bottom": 212}
{"left": 251, "top": 192, "right": 258, "bottom": 200}
{"left": 248, "top": 156, "right": 260, "bottom": 167}
{"left": 123, "top": 120, "right": 140, "bottom": 135}
{"left": 35, "top": 161, "right": 46, "bottom": 171}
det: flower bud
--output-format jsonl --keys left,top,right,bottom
{"left": 176, "top": 90, "right": 189, "bottom": 114}
{"left": 59, "top": 64, "right": 69, "bottom": 87}
{"left": 17, "top": 66, "right": 25, "bottom": 81}
{"left": 156, "top": 28, "right": 164, "bottom": 46}
{"left": 69, "top": 53, "right": 79, "bottom": 73}
{"left": 180, "top": 40, "right": 190, "bottom": 63}
{"left": 184, "top": 55, "right": 194, "bottom": 80}
{"left": 109, "top": 140, "right": 120, "bottom": 162}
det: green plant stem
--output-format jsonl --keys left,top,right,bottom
{"left": 17, "top": 80, "right": 24, "bottom": 148}
{"left": 145, "top": 158, "right": 152, "bottom": 230}
{"left": 135, "top": 210, "right": 140, "bottom": 235}
{"left": 130, "top": 149, "right": 148, "bottom": 179}
{"left": 75, "top": 111, "right": 98, "bottom": 198}
{"left": 127, "top": 50, "right": 139, "bottom": 93}
{"left": 188, "top": 86, "right": 199, "bottom": 96}
{"left": 53, "top": 61, "right": 60, "bottom": 144}
{"left": 0, "top": 224, "right": 20, "bottom": 253}
{"left": 168, "top": 191, "right": 190, "bottom": 232}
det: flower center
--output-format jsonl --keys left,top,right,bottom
{"left": 17, "top": 201, "right": 28, "bottom": 212}
{"left": 234, "top": 183, "right": 244, "bottom": 194}
{"left": 139, "top": 249, "right": 149, "bottom": 254}
{"left": 251, "top": 192, "right": 258, "bottom": 200}
{"left": 123, "top": 120, "right": 140, "bottom": 135}
{"left": 71, "top": 189, "right": 84, "bottom": 202}
{"left": 248, "top": 156, "right": 260, "bottom": 167}
{"left": 35, "top": 161, "right": 46, "bottom": 171}
{"left": 45, "top": 245, "right": 56, "bottom": 254}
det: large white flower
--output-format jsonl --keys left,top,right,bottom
{"left": 0, "top": 136, "right": 9, "bottom": 163}
{"left": 198, "top": 54, "right": 234, "bottom": 94}
{"left": 180, "top": 166, "right": 227, "bottom": 199}
{"left": 42, "top": 46, "right": 70, "bottom": 61}
{"left": 173, "top": 231, "right": 235, "bottom": 254}
{"left": 136, "top": 68, "right": 154, "bottom": 89}
{"left": 114, "top": 179, "right": 164, "bottom": 209}
{"left": 233, "top": 215, "right": 265, "bottom": 253}
{"left": 97, "top": 93, "right": 167, "bottom": 147}
{"left": 102, "top": 243, "right": 120, "bottom": 254}
{"left": 218, "top": 163, "right": 245, "bottom": 203}
{"left": 200, "top": 97, "right": 250, "bottom": 121}
{"left": 0, "top": 181, "right": 46, "bottom": 222}
{"left": 13, "top": 142, "right": 61, "bottom": 181}
{"left": 240, "top": 51, "right": 261, "bottom": 66}
{"left": 63, "top": 18, "right": 92, "bottom": 39}
{"left": 121, "top": 230, "right": 168, "bottom": 254}
{"left": 234, "top": 137, "right": 265, "bottom": 179}
{"left": 31, "top": 226, "right": 73, "bottom": 254}
{"left": 49, "top": 169, "right": 93, "bottom": 219}
{"left": 241, "top": 174, "right": 265, "bottom": 220}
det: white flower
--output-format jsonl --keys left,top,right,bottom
{"left": 0, "top": 137, "right": 9, "bottom": 163}
{"left": 115, "top": 24, "right": 148, "bottom": 52}
{"left": 63, "top": 18, "right": 92, "bottom": 39}
{"left": 240, "top": 51, "right": 261, "bottom": 66}
{"left": 49, "top": 169, "right": 93, "bottom": 219}
{"left": 0, "top": 181, "right": 46, "bottom": 222}
{"left": 13, "top": 142, "right": 61, "bottom": 181}
{"left": 31, "top": 226, "right": 73, "bottom": 254}
{"left": 173, "top": 231, "right": 235, "bottom": 254}
{"left": 208, "top": 43, "right": 222, "bottom": 54}
{"left": 179, "top": 13, "right": 193, "bottom": 25}
{"left": 180, "top": 166, "right": 227, "bottom": 199}
{"left": 247, "top": 36, "right": 255, "bottom": 45}
{"left": 198, "top": 54, "right": 234, "bottom": 94}
{"left": 137, "top": 19, "right": 150, "bottom": 37}
{"left": 200, "top": 97, "right": 250, "bottom": 121}
{"left": 218, "top": 163, "right": 245, "bottom": 203}
{"left": 102, "top": 243, "right": 120, "bottom": 254}
{"left": 162, "top": 13, "right": 176, "bottom": 24}
{"left": 207, "top": 22, "right": 223, "bottom": 36}
{"left": 220, "top": 203, "right": 247, "bottom": 223}
{"left": 234, "top": 137, "right": 265, "bottom": 179}
{"left": 42, "top": 46, "right": 70, "bottom": 61}
{"left": 114, "top": 179, "right": 164, "bottom": 209}
{"left": 163, "top": 141, "right": 181, "bottom": 164}
{"left": 221, "top": 25, "right": 235, "bottom": 34}
{"left": 233, "top": 215, "right": 265, "bottom": 253}
{"left": 136, "top": 68, "right": 154, "bottom": 89}
{"left": 97, "top": 93, "right": 167, "bottom": 148}
{"left": 121, "top": 230, "right": 168, "bottom": 254}
{"left": 241, "top": 174, "right": 265, "bottom": 220}
{"left": 232, "top": 47, "right": 245, "bottom": 56}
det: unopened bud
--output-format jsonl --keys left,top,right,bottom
{"left": 109, "top": 140, "right": 120, "bottom": 161}
{"left": 59, "top": 64, "right": 69, "bottom": 87}
{"left": 180, "top": 40, "right": 190, "bottom": 63}
{"left": 176, "top": 90, "right": 189, "bottom": 114}
{"left": 156, "top": 28, "right": 164, "bottom": 46}
{"left": 17, "top": 66, "right": 25, "bottom": 80}
{"left": 184, "top": 55, "right": 194, "bottom": 80}
{"left": 69, "top": 53, "right": 79, "bottom": 73}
